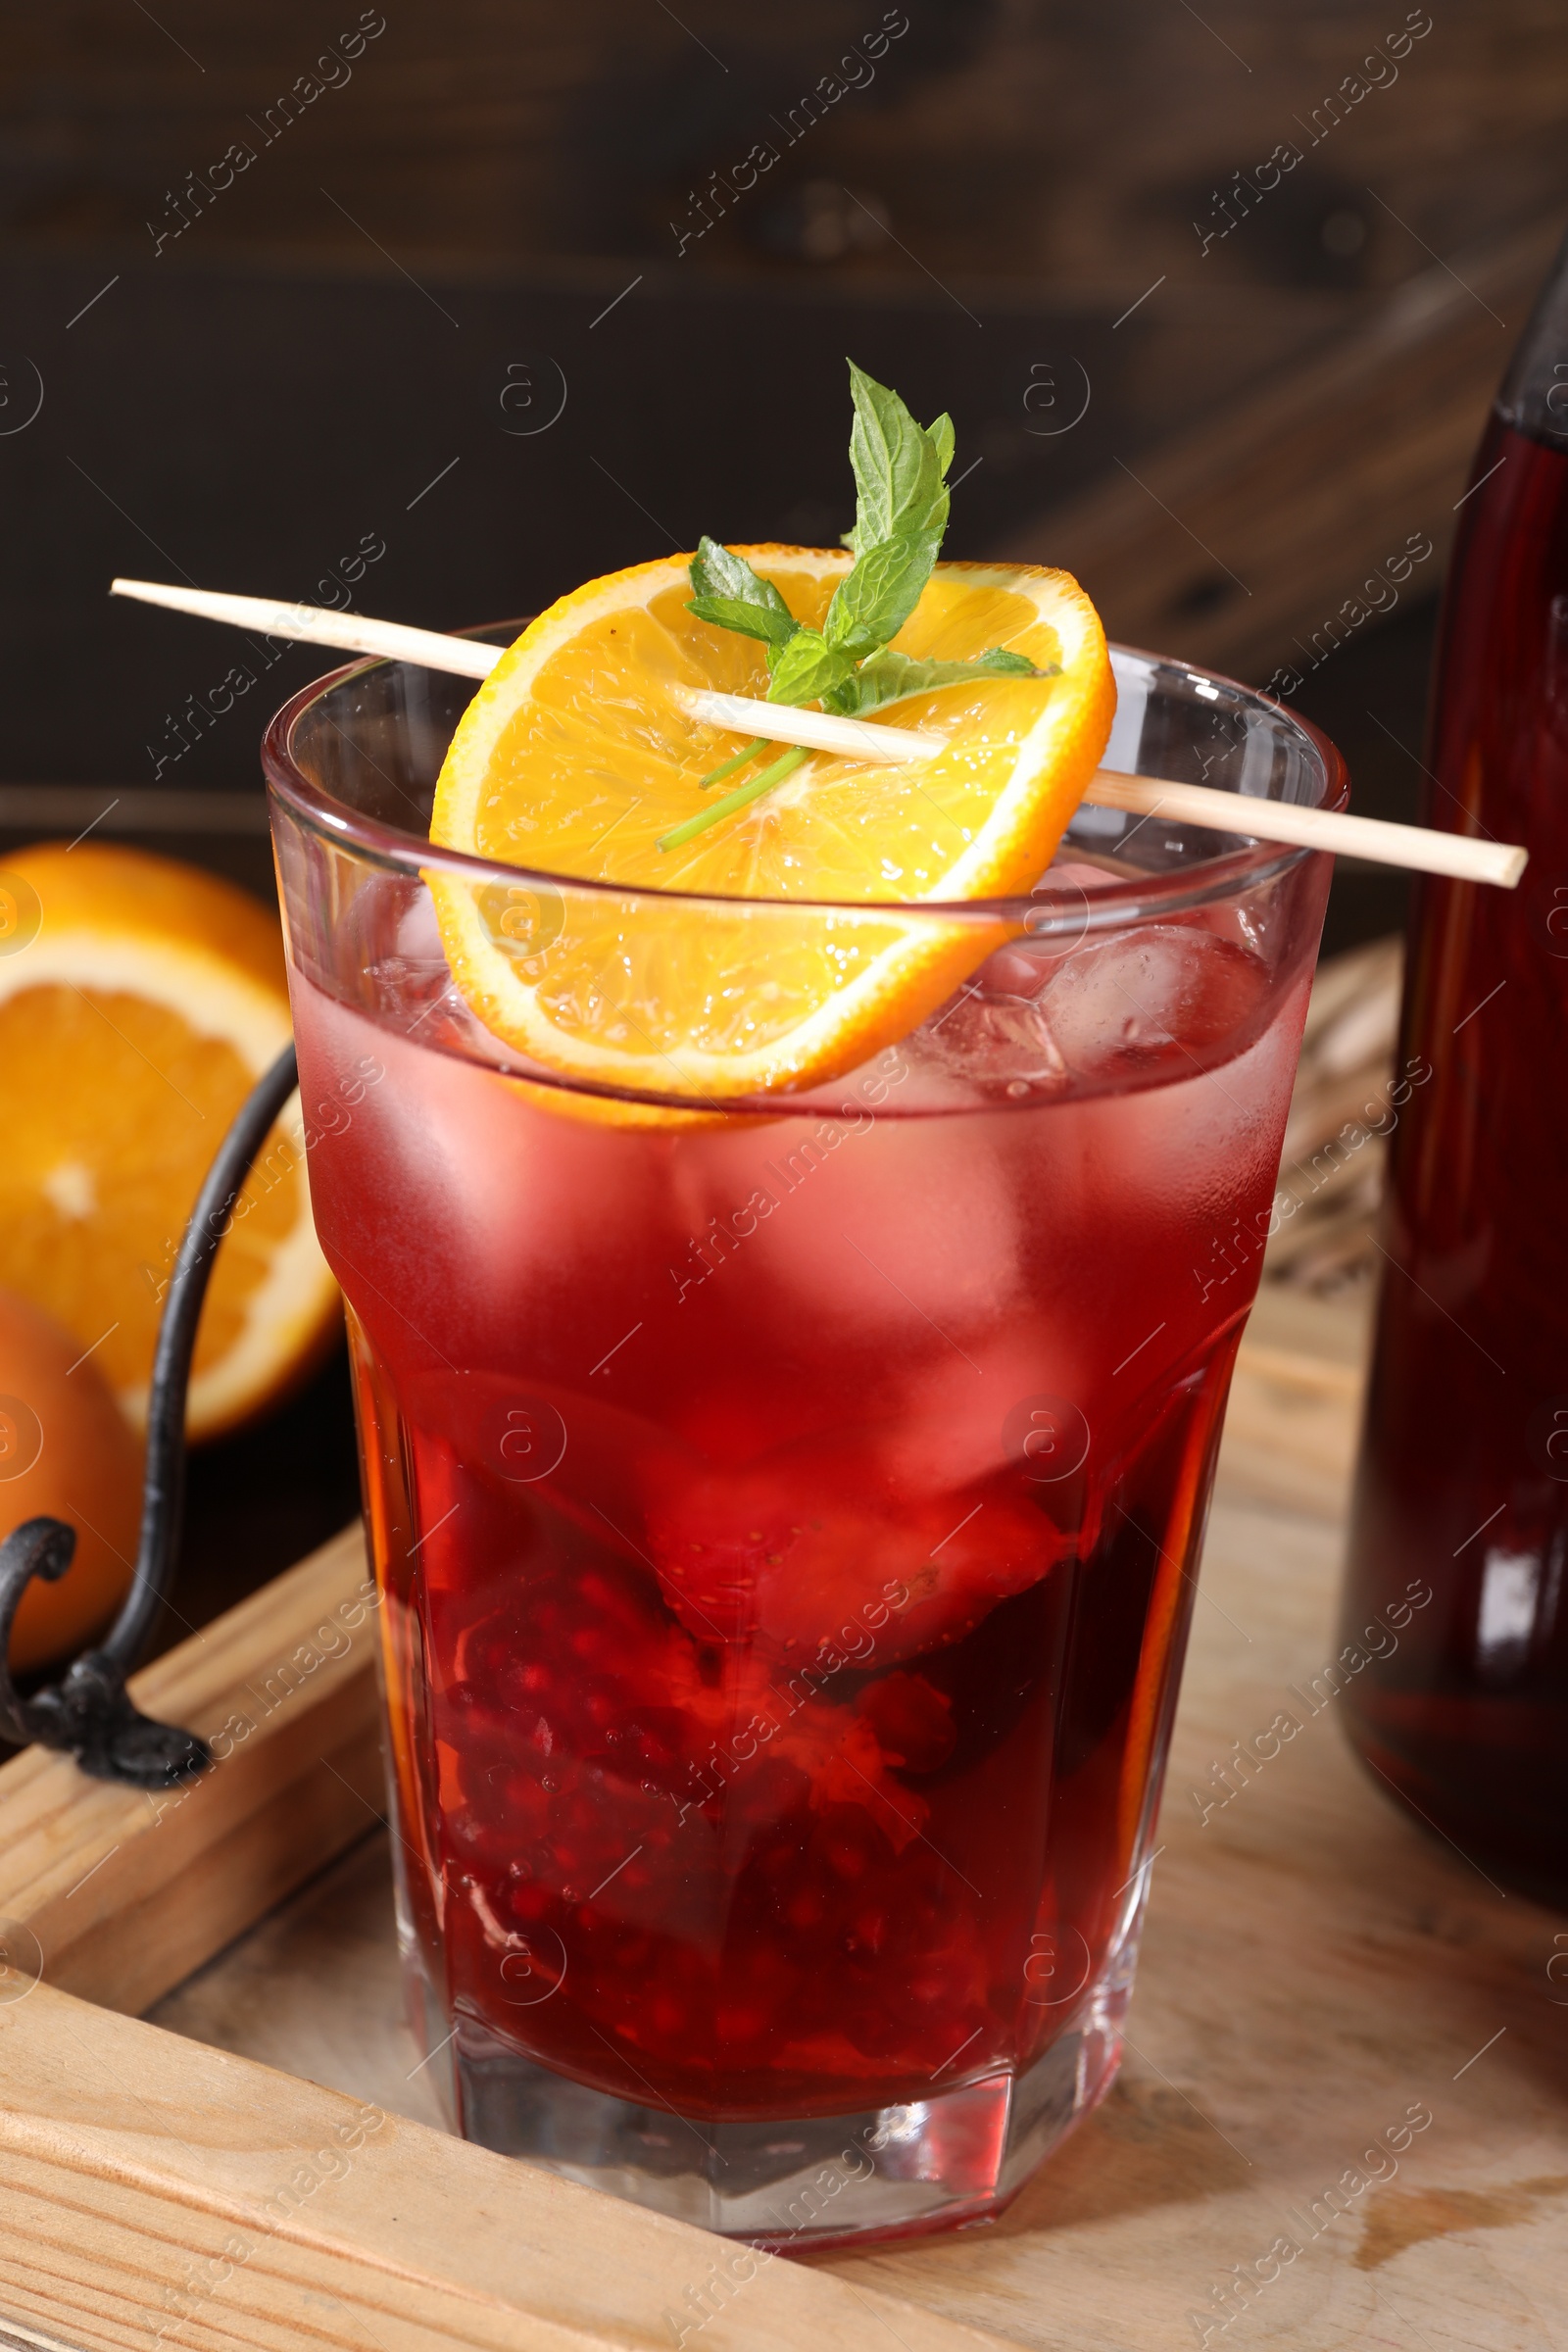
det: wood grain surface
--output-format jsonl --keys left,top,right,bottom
{"left": 0, "top": 1978, "right": 1005, "bottom": 2352}
{"left": 1219, "top": 1285, "right": 1371, "bottom": 1522}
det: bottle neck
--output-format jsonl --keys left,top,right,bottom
{"left": 1497, "top": 224, "right": 1568, "bottom": 449}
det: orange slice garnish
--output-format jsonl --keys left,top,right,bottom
{"left": 429, "top": 548, "right": 1113, "bottom": 1103}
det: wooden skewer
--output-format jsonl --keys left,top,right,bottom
{"left": 110, "top": 578, "right": 1527, "bottom": 888}
{"left": 1083, "top": 772, "right": 1525, "bottom": 889}
{"left": 111, "top": 577, "right": 503, "bottom": 679}
{"left": 674, "top": 686, "right": 946, "bottom": 760}
{"left": 683, "top": 693, "right": 1525, "bottom": 886}
{"left": 684, "top": 695, "right": 1524, "bottom": 886}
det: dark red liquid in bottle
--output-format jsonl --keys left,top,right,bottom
{"left": 1341, "top": 406, "right": 1568, "bottom": 1903}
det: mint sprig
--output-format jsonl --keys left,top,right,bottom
{"left": 841, "top": 364, "right": 952, "bottom": 558}
{"left": 834, "top": 644, "right": 1050, "bottom": 717}
{"left": 686, "top": 537, "right": 801, "bottom": 652}
{"left": 664, "top": 361, "right": 1042, "bottom": 853}
{"left": 763, "top": 360, "right": 955, "bottom": 714}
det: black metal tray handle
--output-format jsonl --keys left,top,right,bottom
{"left": 0, "top": 1046, "right": 301, "bottom": 1787}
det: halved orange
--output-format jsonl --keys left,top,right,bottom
{"left": 0, "top": 842, "right": 339, "bottom": 1439}
{"left": 428, "top": 549, "right": 1113, "bottom": 1102}
{"left": 0, "top": 1287, "right": 143, "bottom": 1672}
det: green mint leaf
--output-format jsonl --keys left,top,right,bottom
{"left": 682, "top": 382, "right": 990, "bottom": 757}
{"left": 686, "top": 536, "right": 802, "bottom": 648}
{"left": 686, "top": 593, "right": 799, "bottom": 648}
{"left": 765, "top": 627, "right": 859, "bottom": 708}
{"left": 823, "top": 524, "right": 944, "bottom": 659}
{"left": 845, "top": 361, "right": 950, "bottom": 556}
{"left": 689, "top": 534, "right": 793, "bottom": 615}
{"left": 832, "top": 646, "right": 1050, "bottom": 716}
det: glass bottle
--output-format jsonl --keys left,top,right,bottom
{"left": 1340, "top": 236, "right": 1568, "bottom": 1904}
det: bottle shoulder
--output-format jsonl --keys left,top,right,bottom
{"left": 1497, "top": 225, "right": 1568, "bottom": 449}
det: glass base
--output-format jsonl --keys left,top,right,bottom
{"left": 403, "top": 1934, "right": 1134, "bottom": 2249}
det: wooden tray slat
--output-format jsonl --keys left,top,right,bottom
{"left": 0, "top": 1982, "right": 1004, "bottom": 2352}
{"left": 0, "top": 1527, "right": 380, "bottom": 2017}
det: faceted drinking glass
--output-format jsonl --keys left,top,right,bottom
{"left": 264, "top": 639, "right": 1343, "bottom": 2248}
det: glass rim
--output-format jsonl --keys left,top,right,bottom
{"left": 261, "top": 629, "right": 1350, "bottom": 935}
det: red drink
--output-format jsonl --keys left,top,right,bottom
{"left": 270, "top": 643, "right": 1338, "bottom": 2241}
{"left": 1341, "top": 398, "right": 1568, "bottom": 1901}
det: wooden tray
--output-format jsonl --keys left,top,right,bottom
{"left": 2, "top": 1291, "right": 1563, "bottom": 2352}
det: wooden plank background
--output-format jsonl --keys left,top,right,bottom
{"left": 1001, "top": 219, "right": 1562, "bottom": 684}
{"left": 2, "top": 0, "right": 1565, "bottom": 698}
{"left": 4, "top": 0, "right": 1564, "bottom": 300}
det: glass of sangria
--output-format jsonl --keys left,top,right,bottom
{"left": 265, "top": 638, "right": 1342, "bottom": 2248}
